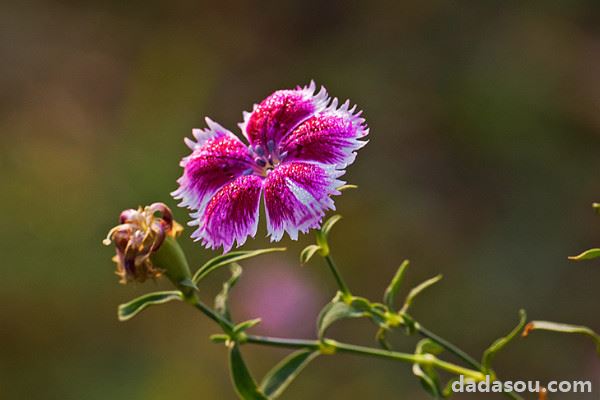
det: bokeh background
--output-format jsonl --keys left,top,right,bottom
{"left": 2, "top": 1, "right": 600, "bottom": 399}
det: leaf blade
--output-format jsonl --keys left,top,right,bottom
{"left": 400, "top": 274, "right": 443, "bottom": 313}
{"left": 193, "top": 248, "right": 286, "bottom": 284}
{"left": 317, "top": 298, "right": 369, "bottom": 338}
{"left": 229, "top": 344, "right": 268, "bottom": 400}
{"left": 118, "top": 291, "right": 183, "bottom": 321}
{"left": 215, "top": 263, "right": 243, "bottom": 321}
{"left": 259, "top": 350, "right": 319, "bottom": 399}
{"left": 523, "top": 320, "right": 600, "bottom": 355}
{"left": 481, "top": 309, "right": 527, "bottom": 373}
{"left": 300, "top": 245, "right": 321, "bottom": 264}
{"left": 568, "top": 248, "right": 600, "bottom": 261}
{"left": 383, "top": 260, "right": 410, "bottom": 310}
{"left": 321, "top": 215, "right": 342, "bottom": 237}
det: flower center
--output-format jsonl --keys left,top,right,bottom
{"left": 249, "top": 140, "right": 288, "bottom": 177}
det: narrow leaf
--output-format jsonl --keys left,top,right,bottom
{"left": 229, "top": 344, "right": 268, "bottom": 400}
{"left": 300, "top": 245, "right": 321, "bottom": 264}
{"left": 568, "top": 248, "right": 600, "bottom": 261}
{"left": 317, "top": 299, "right": 369, "bottom": 338}
{"left": 234, "top": 318, "right": 262, "bottom": 334}
{"left": 523, "top": 321, "right": 600, "bottom": 355}
{"left": 383, "top": 260, "right": 410, "bottom": 310}
{"left": 118, "top": 291, "right": 183, "bottom": 321}
{"left": 413, "top": 339, "right": 443, "bottom": 399}
{"left": 481, "top": 309, "right": 527, "bottom": 373}
{"left": 415, "top": 338, "right": 444, "bottom": 356}
{"left": 413, "top": 363, "right": 441, "bottom": 399}
{"left": 193, "top": 248, "right": 286, "bottom": 284}
{"left": 401, "top": 275, "right": 443, "bottom": 313}
{"left": 337, "top": 184, "right": 358, "bottom": 192}
{"left": 215, "top": 263, "right": 243, "bottom": 321}
{"left": 321, "top": 215, "right": 342, "bottom": 237}
{"left": 259, "top": 350, "right": 319, "bottom": 399}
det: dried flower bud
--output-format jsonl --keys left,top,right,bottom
{"left": 103, "top": 203, "right": 183, "bottom": 284}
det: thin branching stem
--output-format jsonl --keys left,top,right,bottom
{"left": 323, "top": 253, "right": 351, "bottom": 296}
{"left": 245, "top": 336, "right": 485, "bottom": 380}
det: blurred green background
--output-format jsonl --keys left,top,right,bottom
{"left": 2, "top": 1, "right": 600, "bottom": 399}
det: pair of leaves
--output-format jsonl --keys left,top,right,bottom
{"left": 522, "top": 320, "right": 600, "bottom": 355}
{"left": 383, "top": 260, "right": 443, "bottom": 314}
{"left": 317, "top": 293, "right": 388, "bottom": 338}
{"left": 300, "top": 215, "right": 342, "bottom": 263}
{"left": 229, "top": 344, "right": 319, "bottom": 400}
{"left": 413, "top": 339, "right": 444, "bottom": 399}
{"left": 193, "top": 248, "right": 286, "bottom": 284}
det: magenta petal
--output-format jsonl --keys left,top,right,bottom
{"left": 240, "top": 81, "right": 329, "bottom": 148}
{"left": 191, "top": 175, "right": 263, "bottom": 252}
{"left": 172, "top": 120, "right": 254, "bottom": 213}
{"left": 279, "top": 98, "right": 368, "bottom": 169}
{"left": 264, "top": 162, "right": 344, "bottom": 241}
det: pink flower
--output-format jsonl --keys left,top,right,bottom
{"left": 172, "top": 82, "right": 368, "bottom": 252}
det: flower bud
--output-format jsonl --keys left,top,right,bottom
{"left": 103, "top": 203, "right": 189, "bottom": 285}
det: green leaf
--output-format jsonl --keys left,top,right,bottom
{"left": 413, "top": 363, "right": 441, "bottom": 399}
{"left": 383, "top": 260, "right": 410, "bottom": 310}
{"left": 416, "top": 339, "right": 444, "bottom": 356}
{"left": 300, "top": 245, "right": 322, "bottom": 264}
{"left": 215, "top": 263, "right": 243, "bottom": 321}
{"left": 317, "top": 296, "right": 369, "bottom": 338}
{"left": 336, "top": 184, "right": 358, "bottom": 192}
{"left": 523, "top": 320, "right": 600, "bottom": 355}
{"left": 259, "top": 350, "right": 319, "bottom": 399}
{"left": 568, "top": 248, "right": 600, "bottom": 261}
{"left": 481, "top": 310, "right": 527, "bottom": 373}
{"left": 321, "top": 214, "right": 342, "bottom": 237}
{"left": 400, "top": 275, "right": 443, "bottom": 314}
{"left": 413, "top": 339, "right": 444, "bottom": 399}
{"left": 234, "top": 318, "right": 262, "bottom": 334}
{"left": 229, "top": 344, "right": 268, "bottom": 400}
{"left": 593, "top": 202, "right": 600, "bottom": 214}
{"left": 193, "top": 248, "right": 286, "bottom": 284}
{"left": 209, "top": 334, "right": 229, "bottom": 343}
{"left": 118, "top": 291, "right": 183, "bottom": 321}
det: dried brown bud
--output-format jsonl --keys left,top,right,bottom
{"left": 104, "top": 203, "right": 182, "bottom": 284}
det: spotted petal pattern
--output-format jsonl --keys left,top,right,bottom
{"left": 264, "top": 162, "right": 344, "bottom": 241}
{"left": 280, "top": 99, "right": 368, "bottom": 169}
{"left": 240, "top": 81, "right": 329, "bottom": 148}
{"left": 172, "top": 119, "right": 254, "bottom": 213}
{"left": 174, "top": 82, "right": 368, "bottom": 252}
{"left": 191, "top": 175, "right": 263, "bottom": 252}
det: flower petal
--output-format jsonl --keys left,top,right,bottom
{"left": 264, "top": 162, "right": 344, "bottom": 241}
{"left": 239, "top": 81, "right": 329, "bottom": 149}
{"left": 279, "top": 98, "right": 368, "bottom": 169}
{"left": 172, "top": 119, "right": 255, "bottom": 213}
{"left": 191, "top": 175, "right": 263, "bottom": 252}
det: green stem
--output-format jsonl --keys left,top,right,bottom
{"left": 246, "top": 334, "right": 485, "bottom": 381}
{"left": 412, "top": 320, "right": 522, "bottom": 400}
{"left": 413, "top": 320, "right": 481, "bottom": 370}
{"left": 192, "top": 295, "right": 524, "bottom": 398}
{"left": 323, "top": 254, "right": 351, "bottom": 297}
{"left": 193, "top": 299, "right": 235, "bottom": 333}
{"left": 319, "top": 260, "right": 523, "bottom": 400}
